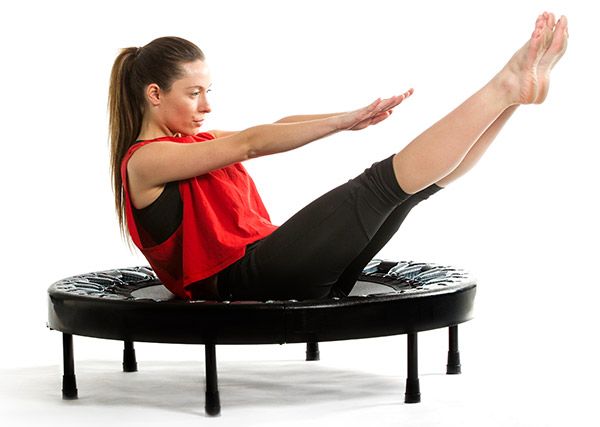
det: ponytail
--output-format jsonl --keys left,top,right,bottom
{"left": 108, "top": 47, "right": 141, "bottom": 248}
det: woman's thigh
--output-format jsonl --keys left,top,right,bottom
{"left": 218, "top": 154, "right": 410, "bottom": 300}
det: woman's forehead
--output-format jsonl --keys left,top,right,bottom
{"left": 175, "top": 60, "right": 211, "bottom": 87}
{"left": 181, "top": 60, "right": 210, "bottom": 78}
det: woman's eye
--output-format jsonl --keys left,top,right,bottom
{"left": 191, "top": 89, "right": 210, "bottom": 96}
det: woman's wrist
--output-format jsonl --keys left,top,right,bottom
{"left": 331, "top": 110, "right": 359, "bottom": 131}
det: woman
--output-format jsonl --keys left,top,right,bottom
{"left": 109, "top": 12, "right": 568, "bottom": 301}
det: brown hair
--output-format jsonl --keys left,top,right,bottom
{"left": 108, "top": 37, "right": 205, "bottom": 246}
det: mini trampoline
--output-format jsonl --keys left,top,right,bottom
{"left": 47, "top": 259, "right": 476, "bottom": 416}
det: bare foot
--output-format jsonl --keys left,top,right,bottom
{"left": 534, "top": 14, "right": 569, "bottom": 103}
{"left": 498, "top": 13, "right": 554, "bottom": 105}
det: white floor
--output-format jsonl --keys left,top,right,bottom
{"left": 2, "top": 314, "right": 597, "bottom": 427}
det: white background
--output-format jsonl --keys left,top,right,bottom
{"left": 1, "top": 0, "right": 598, "bottom": 425}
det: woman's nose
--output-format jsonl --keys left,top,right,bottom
{"left": 199, "top": 98, "right": 211, "bottom": 113}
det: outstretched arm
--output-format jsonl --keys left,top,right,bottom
{"left": 128, "top": 91, "right": 412, "bottom": 190}
{"left": 247, "top": 90, "right": 412, "bottom": 157}
{"left": 208, "top": 114, "right": 345, "bottom": 139}
{"left": 208, "top": 89, "right": 413, "bottom": 141}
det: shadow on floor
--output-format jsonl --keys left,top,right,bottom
{"left": 1, "top": 359, "right": 428, "bottom": 417}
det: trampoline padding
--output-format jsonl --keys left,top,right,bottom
{"left": 48, "top": 260, "right": 476, "bottom": 344}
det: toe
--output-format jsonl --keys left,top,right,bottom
{"left": 547, "top": 12, "right": 556, "bottom": 30}
{"left": 532, "top": 14, "right": 546, "bottom": 38}
{"left": 545, "top": 16, "right": 568, "bottom": 57}
{"left": 536, "top": 14, "right": 545, "bottom": 29}
{"left": 553, "top": 16, "right": 569, "bottom": 41}
{"left": 558, "top": 15, "right": 568, "bottom": 32}
{"left": 541, "top": 13, "right": 554, "bottom": 49}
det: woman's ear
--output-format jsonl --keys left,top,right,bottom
{"left": 145, "top": 83, "right": 161, "bottom": 107}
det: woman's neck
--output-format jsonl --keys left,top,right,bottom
{"left": 137, "top": 118, "right": 180, "bottom": 141}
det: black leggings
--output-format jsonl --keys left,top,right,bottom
{"left": 216, "top": 154, "right": 442, "bottom": 301}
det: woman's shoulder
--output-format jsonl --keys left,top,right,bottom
{"left": 134, "top": 131, "right": 214, "bottom": 144}
{"left": 125, "top": 132, "right": 214, "bottom": 159}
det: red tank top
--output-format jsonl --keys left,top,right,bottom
{"left": 120, "top": 132, "right": 278, "bottom": 299}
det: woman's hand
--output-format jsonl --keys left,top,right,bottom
{"left": 336, "top": 88, "right": 414, "bottom": 131}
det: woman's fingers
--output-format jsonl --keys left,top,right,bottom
{"left": 367, "top": 97, "right": 383, "bottom": 112}
{"left": 372, "top": 89, "right": 414, "bottom": 116}
{"left": 369, "top": 111, "right": 392, "bottom": 126}
{"left": 385, "top": 89, "right": 413, "bottom": 110}
{"left": 348, "top": 89, "right": 413, "bottom": 130}
{"left": 358, "top": 98, "right": 383, "bottom": 120}
{"left": 365, "top": 89, "right": 412, "bottom": 115}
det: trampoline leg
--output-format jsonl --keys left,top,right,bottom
{"left": 446, "top": 325, "right": 462, "bottom": 375}
{"left": 306, "top": 342, "right": 320, "bottom": 361}
{"left": 123, "top": 341, "right": 138, "bottom": 372}
{"left": 205, "top": 344, "right": 221, "bottom": 416}
{"left": 62, "top": 333, "right": 78, "bottom": 399}
{"left": 404, "top": 333, "right": 421, "bottom": 403}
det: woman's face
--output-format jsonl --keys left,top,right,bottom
{"left": 152, "top": 59, "right": 212, "bottom": 136}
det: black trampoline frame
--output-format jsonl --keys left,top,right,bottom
{"left": 47, "top": 261, "right": 476, "bottom": 416}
